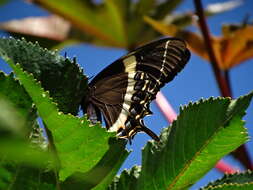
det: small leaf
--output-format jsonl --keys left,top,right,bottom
{"left": 0, "top": 37, "right": 87, "bottom": 114}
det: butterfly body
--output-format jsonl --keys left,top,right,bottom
{"left": 83, "top": 38, "right": 190, "bottom": 141}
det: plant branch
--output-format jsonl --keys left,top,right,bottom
{"left": 155, "top": 92, "right": 177, "bottom": 123}
{"left": 194, "top": 0, "right": 231, "bottom": 97}
{"left": 224, "top": 70, "right": 232, "bottom": 97}
{"left": 194, "top": 0, "right": 253, "bottom": 170}
{"left": 216, "top": 160, "right": 237, "bottom": 174}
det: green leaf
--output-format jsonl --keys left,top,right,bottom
{"left": 110, "top": 93, "right": 252, "bottom": 190}
{"left": 202, "top": 170, "right": 253, "bottom": 190}
{"left": 7, "top": 60, "right": 117, "bottom": 181}
{"left": 138, "top": 94, "right": 252, "bottom": 190}
{"left": 0, "top": 37, "right": 87, "bottom": 115}
{"left": 0, "top": 71, "right": 37, "bottom": 135}
{"left": 62, "top": 138, "right": 130, "bottom": 190}
{"left": 92, "top": 138, "right": 130, "bottom": 190}
{"left": 0, "top": 72, "right": 54, "bottom": 189}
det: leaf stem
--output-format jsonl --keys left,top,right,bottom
{"left": 193, "top": 0, "right": 252, "bottom": 170}
{"left": 224, "top": 70, "right": 232, "bottom": 97}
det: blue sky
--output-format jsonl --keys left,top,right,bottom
{"left": 0, "top": 0, "right": 253, "bottom": 189}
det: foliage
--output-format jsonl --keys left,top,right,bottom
{"left": 0, "top": 0, "right": 253, "bottom": 189}
{"left": 0, "top": 38, "right": 129, "bottom": 189}
{"left": 0, "top": 0, "right": 240, "bottom": 49}
{"left": 109, "top": 94, "right": 252, "bottom": 190}
{"left": 0, "top": 37, "right": 252, "bottom": 189}
{"left": 0, "top": 37, "right": 87, "bottom": 114}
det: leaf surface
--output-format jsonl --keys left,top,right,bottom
{"left": 7, "top": 60, "right": 115, "bottom": 181}
{"left": 62, "top": 138, "right": 130, "bottom": 190}
{"left": 109, "top": 93, "right": 252, "bottom": 190}
{"left": 0, "top": 37, "right": 87, "bottom": 114}
{"left": 0, "top": 71, "right": 37, "bottom": 133}
{"left": 138, "top": 94, "right": 252, "bottom": 190}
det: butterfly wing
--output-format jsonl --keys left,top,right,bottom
{"left": 84, "top": 38, "right": 191, "bottom": 140}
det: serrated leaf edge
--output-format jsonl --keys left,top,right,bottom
{"left": 200, "top": 170, "right": 253, "bottom": 190}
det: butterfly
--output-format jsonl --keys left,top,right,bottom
{"left": 82, "top": 38, "right": 190, "bottom": 142}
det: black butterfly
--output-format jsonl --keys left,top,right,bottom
{"left": 82, "top": 38, "right": 190, "bottom": 142}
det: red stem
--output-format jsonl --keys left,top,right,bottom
{"left": 156, "top": 92, "right": 177, "bottom": 123}
{"left": 216, "top": 160, "right": 237, "bottom": 174}
{"left": 194, "top": 0, "right": 230, "bottom": 97}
